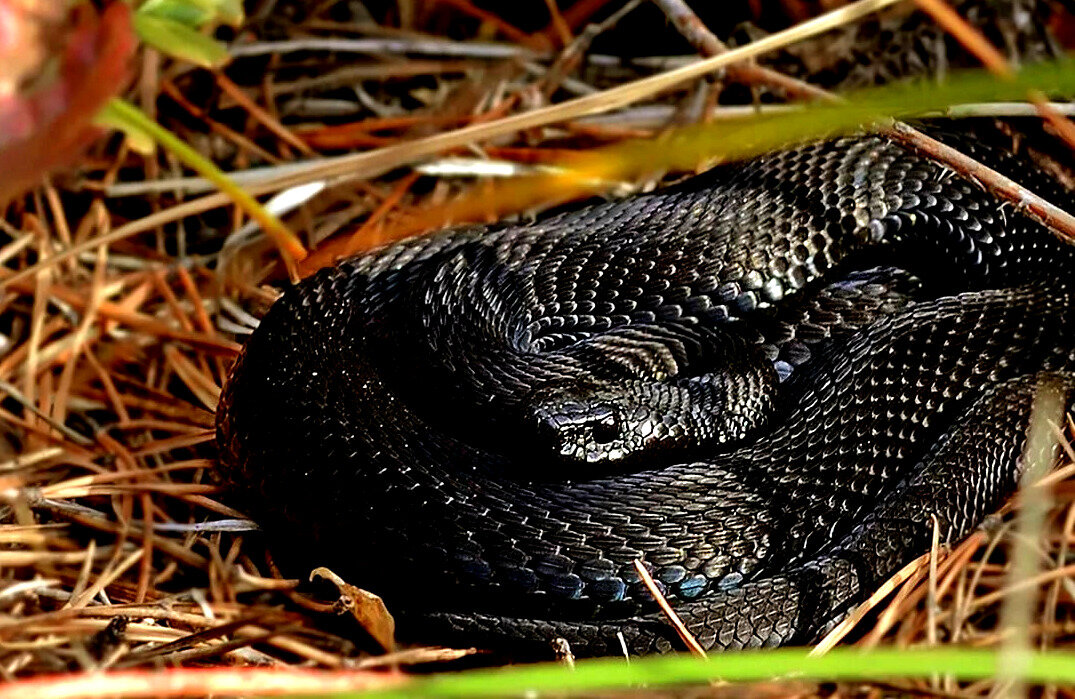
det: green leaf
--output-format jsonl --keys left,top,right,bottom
{"left": 138, "top": 0, "right": 214, "bottom": 28}
{"left": 209, "top": 0, "right": 244, "bottom": 26}
{"left": 132, "top": 12, "right": 229, "bottom": 68}
{"left": 584, "top": 58, "right": 1075, "bottom": 180}
{"left": 94, "top": 102, "right": 156, "bottom": 155}
{"left": 138, "top": 0, "right": 244, "bottom": 28}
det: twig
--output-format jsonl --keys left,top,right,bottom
{"left": 912, "top": 0, "right": 1012, "bottom": 75}
{"left": 651, "top": 0, "right": 831, "bottom": 101}
{"left": 559, "top": 0, "right": 620, "bottom": 32}
{"left": 632, "top": 560, "right": 706, "bottom": 658}
{"left": 228, "top": 36, "right": 537, "bottom": 60}
{"left": 3, "top": 278, "right": 240, "bottom": 356}
{"left": 214, "top": 75, "right": 315, "bottom": 157}
{"left": 540, "top": 0, "right": 645, "bottom": 98}
{"left": 68, "top": 549, "right": 145, "bottom": 609}
{"left": 435, "top": 0, "right": 544, "bottom": 48}
{"left": 886, "top": 121, "right": 1075, "bottom": 244}
{"left": 264, "top": 61, "right": 476, "bottom": 98}
{"left": 0, "top": 380, "right": 93, "bottom": 446}
{"left": 541, "top": 0, "right": 573, "bottom": 47}
{"left": 927, "top": 515, "right": 941, "bottom": 649}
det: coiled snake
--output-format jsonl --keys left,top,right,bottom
{"left": 216, "top": 126, "right": 1075, "bottom": 656}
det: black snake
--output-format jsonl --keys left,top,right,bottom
{"left": 216, "top": 123, "right": 1075, "bottom": 656}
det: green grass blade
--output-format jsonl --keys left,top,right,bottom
{"left": 96, "top": 98, "right": 307, "bottom": 261}
{"left": 580, "top": 59, "right": 1075, "bottom": 181}
{"left": 339, "top": 647, "right": 1075, "bottom": 698}
{"left": 368, "top": 59, "right": 1075, "bottom": 262}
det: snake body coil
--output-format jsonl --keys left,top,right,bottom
{"left": 217, "top": 128, "right": 1075, "bottom": 655}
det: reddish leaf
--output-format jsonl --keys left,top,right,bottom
{"left": 0, "top": 2, "right": 136, "bottom": 204}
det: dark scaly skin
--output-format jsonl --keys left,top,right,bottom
{"left": 216, "top": 130, "right": 1075, "bottom": 656}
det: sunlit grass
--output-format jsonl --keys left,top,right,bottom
{"left": 338, "top": 647, "right": 1075, "bottom": 697}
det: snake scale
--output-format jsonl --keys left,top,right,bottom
{"left": 216, "top": 122, "right": 1075, "bottom": 656}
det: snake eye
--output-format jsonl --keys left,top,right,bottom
{"left": 590, "top": 416, "right": 619, "bottom": 445}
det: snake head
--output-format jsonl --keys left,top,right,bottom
{"left": 527, "top": 363, "right": 776, "bottom": 469}
{"left": 529, "top": 386, "right": 677, "bottom": 466}
{"left": 533, "top": 398, "right": 631, "bottom": 464}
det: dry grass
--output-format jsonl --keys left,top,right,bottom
{"left": 2, "top": 0, "right": 1075, "bottom": 696}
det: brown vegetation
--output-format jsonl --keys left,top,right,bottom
{"left": 2, "top": 0, "right": 1075, "bottom": 696}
